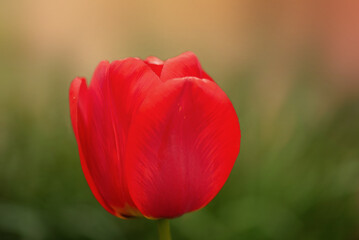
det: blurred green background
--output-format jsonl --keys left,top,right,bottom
{"left": 1, "top": 0, "right": 359, "bottom": 239}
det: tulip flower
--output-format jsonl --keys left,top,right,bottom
{"left": 69, "top": 52, "right": 241, "bottom": 238}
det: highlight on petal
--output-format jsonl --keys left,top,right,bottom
{"left": 144, "top": 56, "right": 164, "bottom": 77}
{"left": 74, "top": 59, "right": 161, "bottom": 218}
{"left": 160, "top": 51, "right": 214, "bottom": 82}
{"left": 69, "top": 77, "right": 86, "bottom": 137}
{"left": 125, "top": 77, "right": 241, "bottom": 218}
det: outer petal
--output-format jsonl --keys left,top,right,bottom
{"left": 75, "top": 59, "right": 161, "bottom": 218}
{"left": 69, "top": 77, "right": 86, "bottom": 137}
{"left": 69, "top": 77, "right": 115, "bottom": 215}
{"left": 160, "top": 52, "right": 214, "bottom": 82}
{"left": 144, "top": 56, "right": 164, "bottom": 77}
{"left": 125, "top": 77, "right": 241, "bottom": 218}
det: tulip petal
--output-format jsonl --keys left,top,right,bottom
{"left": 160, "top": 52, "right": 214, "bottom": 82}
{"left": 126, "top": 77, "right": 241, "bottom": 218}
{"left": 69, "top": 77, "right": 86, "bottom": 138}
{"left": 75, "top": 59, "right": 161, "bottom": 218}
{"left": 69, "top": 77, "right": 115, "bottom": 215}
{"left": 144, "top": 56, "right": 164, "bottom": 77}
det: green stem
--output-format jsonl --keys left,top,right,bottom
{"left": 157, "top": 219, "right": 171, "bottom": 240}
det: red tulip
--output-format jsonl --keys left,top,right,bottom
{"left": 69, "top": 52, "right": 241, "bottom": 219}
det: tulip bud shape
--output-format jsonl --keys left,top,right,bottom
{"left": 69, "top": 52, "right": 241, "bottom": 219}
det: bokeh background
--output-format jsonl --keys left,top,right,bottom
{"left": 1, "top": 0, "right": 359, "bottom": 239}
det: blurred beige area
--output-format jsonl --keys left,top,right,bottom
{"left": 1, "top": 0, "right": 359, "bottom": 84}
{"left": 1, "top": 0, "right": 250, "bottom": 73}
{"left": 0, "top": 0, "right": 358, "bottom": 111}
